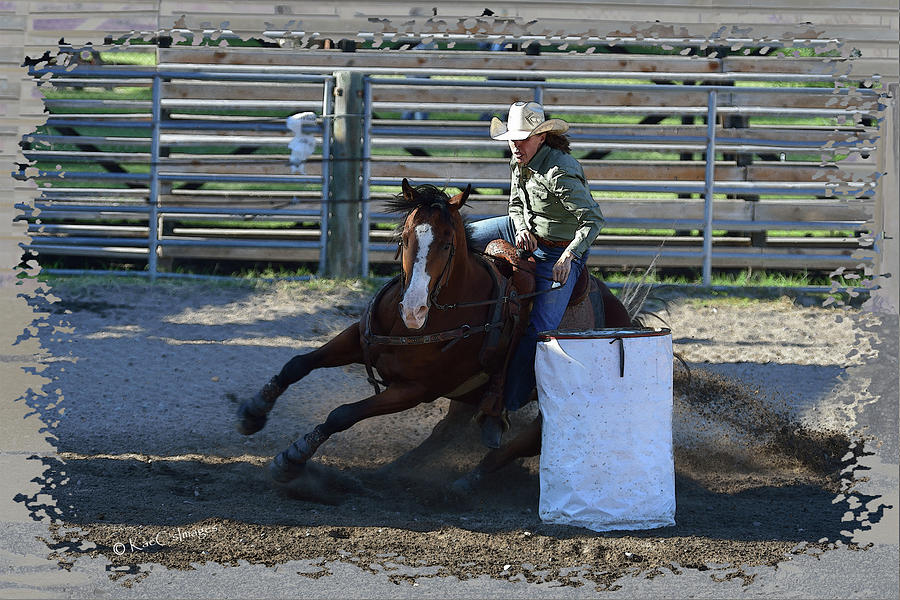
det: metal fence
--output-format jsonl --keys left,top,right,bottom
{"left": 16, "top": 47, "right": 885, "bottom": 285}
{"left": 356, "top": 74, "right": 881, "bottom": 282}
{"left": 19, "top": 62, "right": 334, "bottom": 278}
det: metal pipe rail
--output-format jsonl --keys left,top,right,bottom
{"left": 29, "top": 66, "right": 334, "bottom": 83}
{"left": 20, "top": 54, "right": 881, "bottom": 279}
{"left": 26, "top": 133, "right": 872, "bottom": 155}
{"left": 157, "top": 239, "right": 322, "bottom": 249}
{"left": 156, "top": 62, "right": 872, "bottom": 83}
{"left": 362, "top": 240, "right": 866, "bottom": 268}
{"left": 22, "top": 64, "right": 336, "bottom": 278}
{"left": 366, "top": 136, "right": 875, "bottom": 153}
{"left": 366, "top": 175, "right": 874, "bottom": 196}
{"left": 19, "top": 203, "right": 321, "bottom": 221}
{"left": 23, "top": 244, "right": 149, "bottom": 258}
{"left": 358, "top": 73, "right": 878, "bottom": 279}
{"left": 368, "top": 122, "right": 878, "bottom": 147}
{"left": 27, "top": 236, "right": 150, "bottom": 246}
{"left": 27, "top": 224, "right": 148, "bottom": 235}
{"left": 158, "top": 134, "right": 320, "bottom": 146}
{"left": 367, "top": 77, "right": 882, "bottom": 95}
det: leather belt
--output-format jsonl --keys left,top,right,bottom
{"left": 534, "top": 234, "right": 572, "bottom": 248}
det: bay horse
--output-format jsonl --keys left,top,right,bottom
{"left": 235, "top": 179, "right": 638, "bottom": 490}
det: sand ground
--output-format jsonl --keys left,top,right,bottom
{"left": 7, "top": 277, "right": 897, "bottom": 593}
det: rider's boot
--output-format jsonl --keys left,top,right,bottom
{"left": 236, "top": 375, "right": 285, "bottom": 435}
{"left": 479, "top": 411, "right": 509, "bottom": 449}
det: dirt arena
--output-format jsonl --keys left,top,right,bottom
{"left": 16, "top": 277, "right": 888, "bottom": 590}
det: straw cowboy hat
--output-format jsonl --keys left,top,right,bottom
{"left": 490, "top": 101, "right": 569, "bottom": 141}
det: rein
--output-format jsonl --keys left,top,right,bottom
{"left": 395, "top": 218, "right": 456, "bottom": 308}
{"left": 360, "top": 272, "right": 507, "bottom": 394}
{"left": 431, "top": 250, "right": 561, "bottom": 311}
{"left": 364, "top": 206, "right": 559, "bottom": 394}
{"left": 366, "top": 322, "right": 502, "bottom": 350}
{"left": 365, "top": 262, "right": 509, "bottom": 351}
{"left": 428, "top": 240, "right": 455, "bottom": 309}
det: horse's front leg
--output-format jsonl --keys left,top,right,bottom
{"left": 236, "top": 322, "right": 363, "bottom": 435}
{"left": 269, "top": 382, "right": 429, "bottom": 483}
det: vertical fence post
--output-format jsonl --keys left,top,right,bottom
{"left": 327, "top": 71, "right": 364, "bottom": 278}
{"left": 148, "top": 73, "right": 161, "bottom": 280}
{"left": 360, "top": 77, "right": 372, "bottom": 278}
{"left": 702, "top": 90, "right": 718, "bottom": 286}
{"left": 318, "top": 77, "right": 334, "bottom": 276}
{"left": 872, "top": 83, "right": 899, "bottom": 313}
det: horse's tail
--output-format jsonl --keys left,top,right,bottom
{"left": 617, "top": 247, "right": 692, "bottom": 381}
{"left": 618, "top": 248, "right": 663, "bottom": 327}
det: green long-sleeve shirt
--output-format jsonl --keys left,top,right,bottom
{"left": 508, "top": 144, "right": 604, "bottom": 259}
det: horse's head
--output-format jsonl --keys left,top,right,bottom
{"left": 390, "top": 178, "right": 471, "bottom": 330}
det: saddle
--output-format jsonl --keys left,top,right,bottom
{"left": 477, "top": 239, "right": 536, "bottom": 373}
{"left": 569, "top": 267, "right": 590, "bottom": 307}
{"left": 484, "top": 239, "right": 589, "bottom": 308}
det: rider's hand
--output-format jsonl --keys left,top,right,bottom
{"left": 553, "top": 250, "right": 575, "bottom": 284}
{"left": 515, "top": 230, "right": 537, "bottom": 252}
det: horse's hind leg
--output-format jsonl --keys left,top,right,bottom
{"left": 598, "top": 279, "right": 632, "bottom": 327}
{"left": 236, "top": 322, "right": 364, "bottom": 435}
{"left": 270, "top": 383, "right": 427, "bottom": 483}
{"left": 450, "top": 414, "right": 542, "bottom": 496}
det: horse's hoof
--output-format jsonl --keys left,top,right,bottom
{"left": 235, "top": 376, "right": 284, "bottom": 435}
{"left": 269, "top": 451, "right": 306, "bottom": 483}
{"left": 235, "top": 404, "right": 267, "bottom": 435}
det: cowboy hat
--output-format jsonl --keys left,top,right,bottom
{"left": 490, "top": 101, "right": 569, "bottom": 141}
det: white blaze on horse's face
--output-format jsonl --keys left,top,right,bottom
{"left": 399, "top": 222, "right": 433, "bottom": 330}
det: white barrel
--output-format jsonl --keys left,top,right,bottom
{"left": 535, "top": 328, "right": 675, "bottom": 532}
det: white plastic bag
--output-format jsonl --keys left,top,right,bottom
{"left": 286, "top": 112, "right": 316, "bottom": 174}
{"left": 535, "top": 328, "right": 675, "bottom": 532}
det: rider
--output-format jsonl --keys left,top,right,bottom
{"left": 468, "top": 101, "right": 605, "bottom": 446}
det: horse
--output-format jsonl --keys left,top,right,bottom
{"left": 235, "top": 179, "right": 640, "bottom": 492}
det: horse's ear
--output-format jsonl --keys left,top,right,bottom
{"left": 401, "top": 178, "right": 415, "bottom": 203}
{"left": 449, "top": 184, "right": 471, "bottom": 209}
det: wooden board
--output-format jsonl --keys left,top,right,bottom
{"left": 367, "top": 86, "right": 878, "bottom": 111}
{"left": 161, "top": 81, "right": 327, "bottom": 102}
{"left": 157, "top": 47, "right": 888, "bottom": 81}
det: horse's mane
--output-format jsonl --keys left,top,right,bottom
{"left": 385, "top": 183, "right": 476, "bottom": 250}
{"left": 384, "top": 183, "right": 448, "bottom": 218}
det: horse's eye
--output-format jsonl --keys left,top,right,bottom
{"left": 443, "top": 243, "right": 451, "bottom": 251}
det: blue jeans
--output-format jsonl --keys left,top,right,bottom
{"left": 467, "top": 216, "right": 587, "bottom": 411}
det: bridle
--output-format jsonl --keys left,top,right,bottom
{"left": 365, "top": 219, "right": 561, "bottom": 395}
{"left": 397, "top": 205, "right": 458, "bottom": 311}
